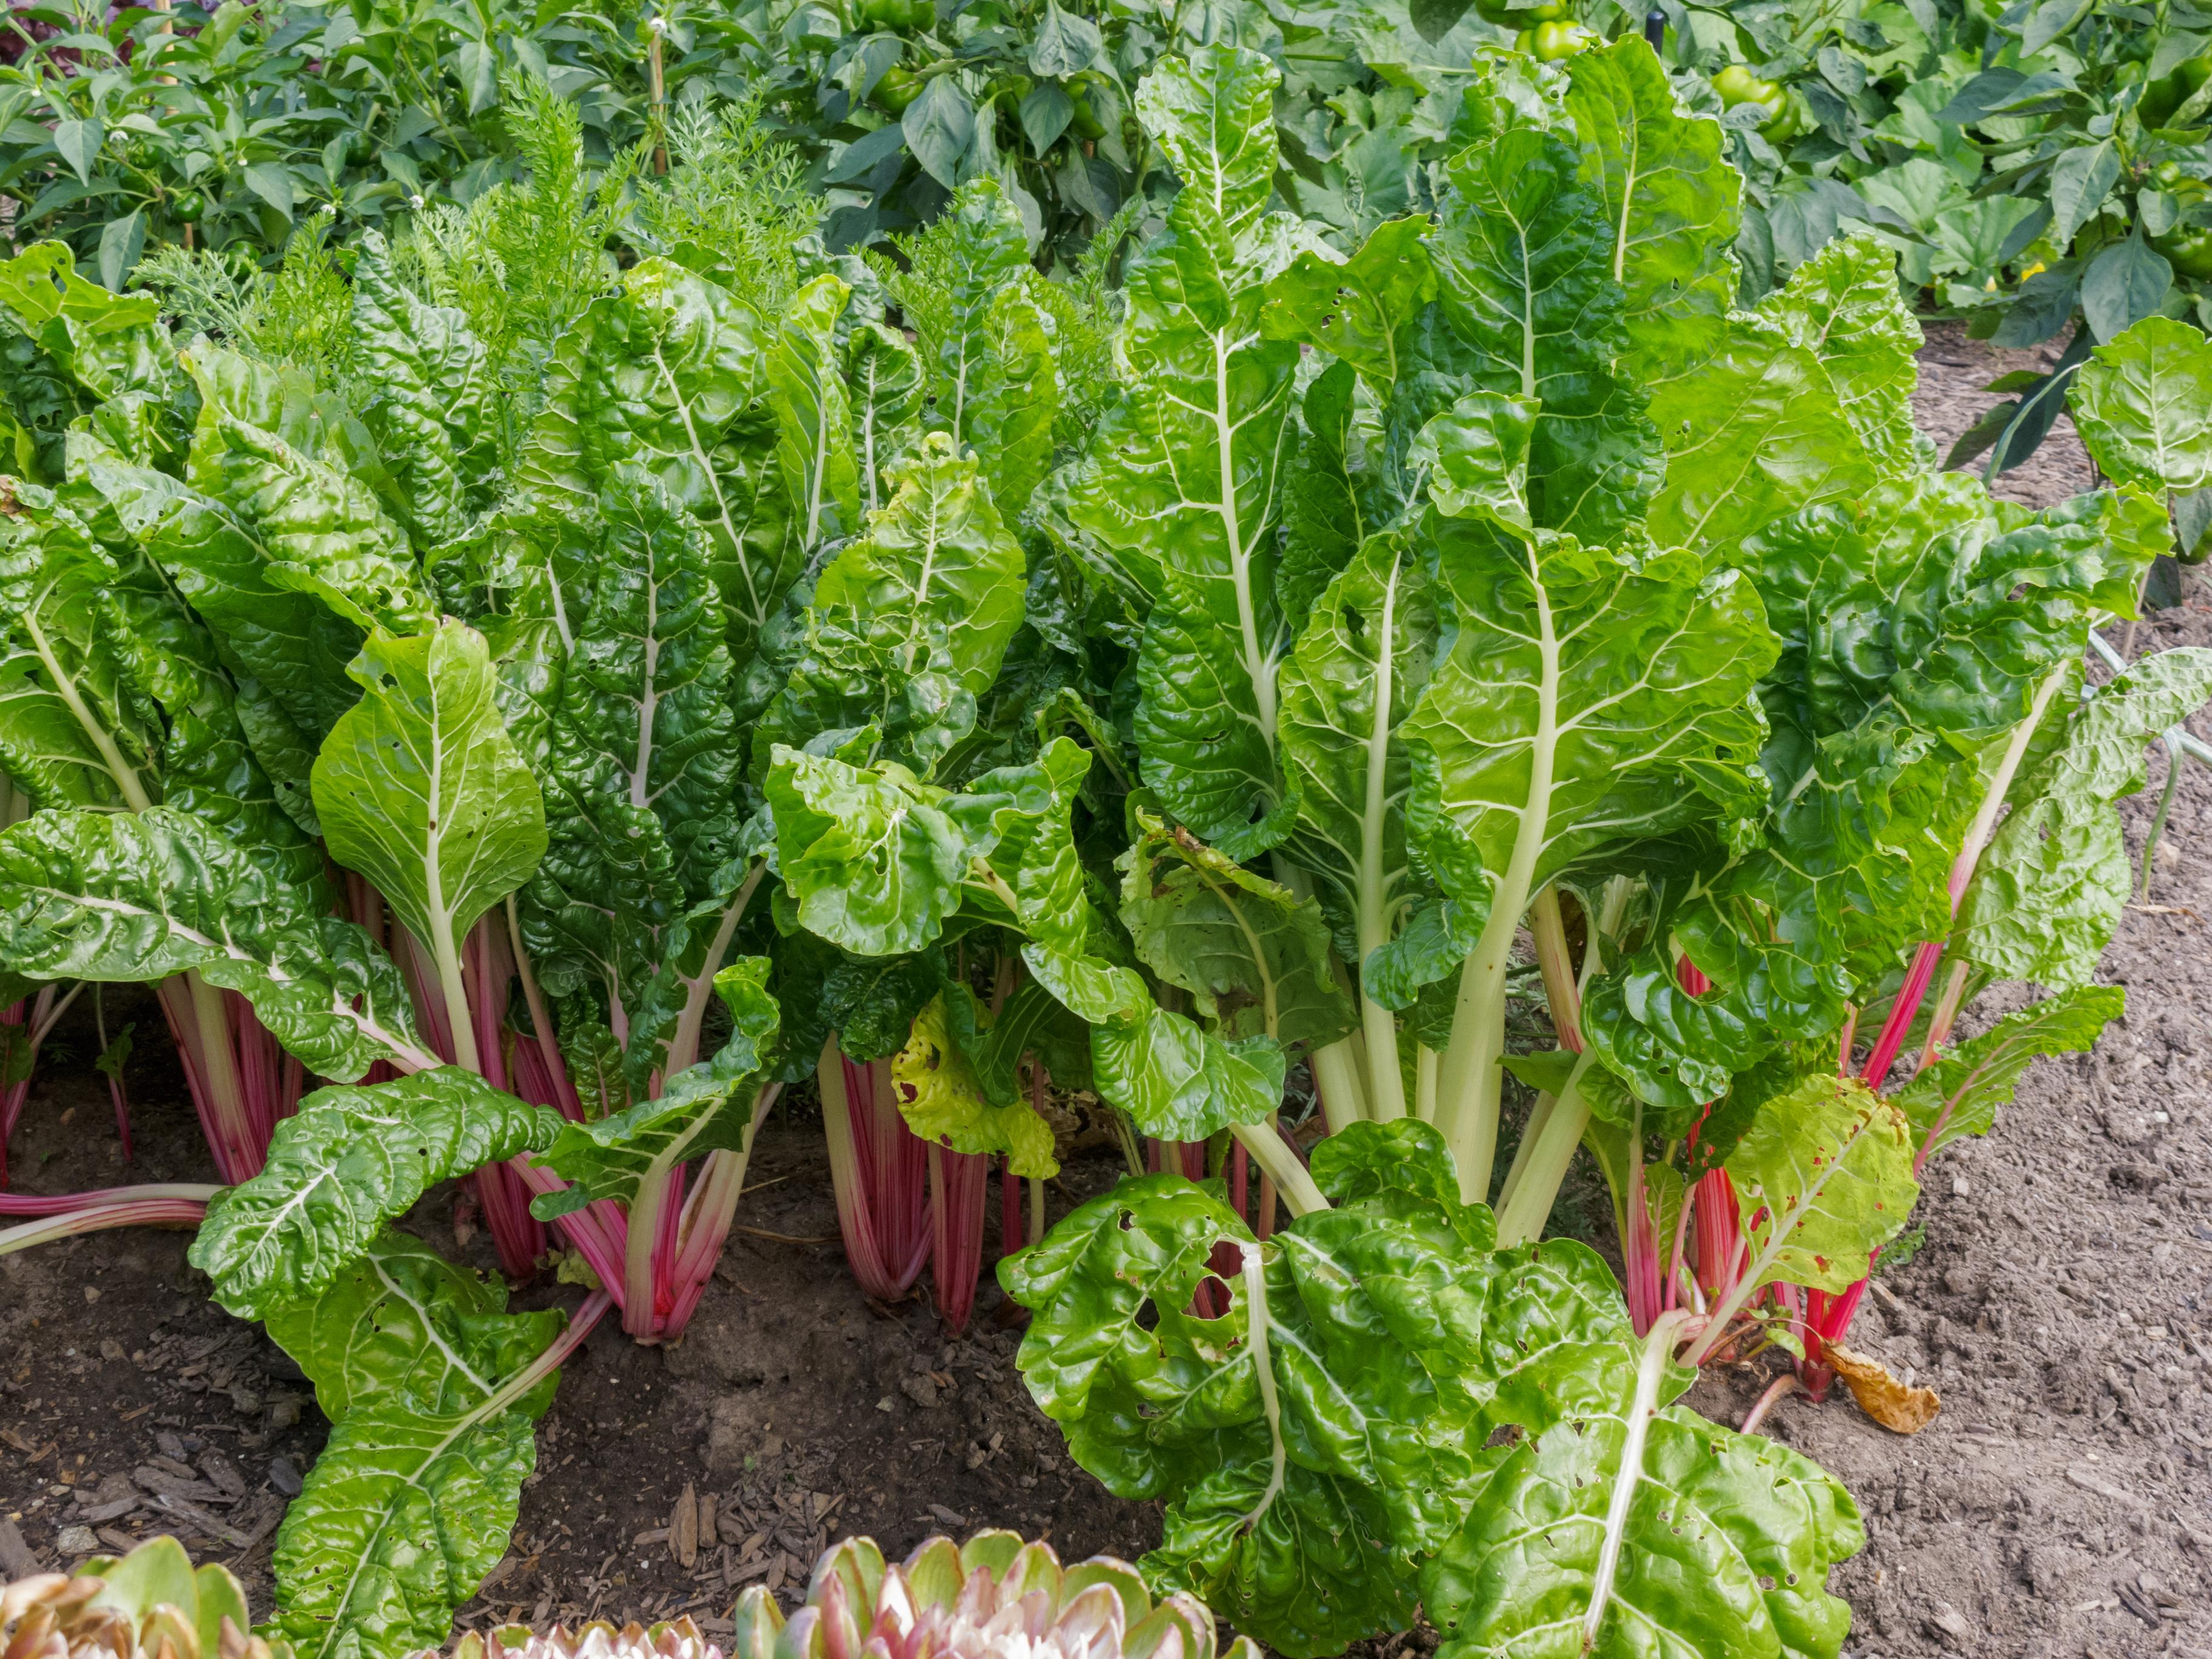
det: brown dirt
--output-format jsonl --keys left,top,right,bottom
{"left": 3, "top": 327, "right": 2210, "bottom": 1659}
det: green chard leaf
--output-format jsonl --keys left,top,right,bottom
{"left": 0, "top": 478, "right": 324, "bottom": 880}
{"left": 846, "top": 320, "right": 925, "bottom": 513}
{"left": 766, "top": 271, "right": 863, "bottom": 561}
{"left": 532, "top": 957, "right": 779, "bottom": 1207}
{"left": 1585, "top": 471, "right": 2166, "bottom": 1110}
{"left": 517, "top": 475, "right": 745, "bottom": 1022}
{"left": 1564, "top": 37, "right": 1741, "bottom": 386}
{"left": 0, "top": 805, "right": 432, "bottom": 1080}
{"left": 1401, "top": 523, "right": 1776, "bottom": 953}
{"left": 312, "top": 621, "right": 548, "bottom": 967}
{"left": 264, "top": 1252, "right": 578, "bottom": 1659}
{"left": 0, "top": 241, "right": 192, "bottom": 461}
{"left": 79, "top": 452, "right": 363, "bottom": 828}
{"left": 264, "top": 1231, "right": 565, "bottom": 1422}
{"left": 188, "top": 1067, "right": 563, "bottom": 1321}
{"left": 758, "top": 431, "right": 1026, "bottom": 776}
{"left": 515, "top": 256, "right": 799, "bottom": 668}
{"left": 349, "top": 230, "right": 500, "bottom": 549}
{"left": 182, "top": 345, "right": 437, "bottom": 637}
{"left": 1424, "top": 1399, "right": 1863, "bottom": 1659}
{"left": 1718, "top": 1072, "right": 1920, "bottom": 1296}
{"left": 1118, "top": 809, "right": 1353, "bottom": 1051}
{"left": 1429, "top": 117, "right": 1660, "bottom": 541}
{"left": 1891, "top": 984, "right": 2122, "bottom": 1165}
{"left": 1005, "top": 1119, "right": 1866, "bottom": 1658}
{"left": 1961, "top": 646, "right": 2212, "bottom": 988}
{"left": 1070, "top": 45, "right": 1306, "bottom": 861}
{"left": 1644, "top": 237, "right": 1907, "bottom": 564}
{"left": 1278, "top": 531, "right": 1461, "bottom": 1011}
{"left": 891, "top": 179, "right": 1059, "bottom": 510}
{"left": 1262, "top": 216, "right": 1438, "bottom": 392}
{"left": 767, "top": 746, "right": 981, "bottom": 957}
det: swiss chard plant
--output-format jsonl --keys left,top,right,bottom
{"left": 0, "top": 26, "right": 2206, "bottom": 1659}
{"left": 0, "top": 93, "right": 834, "bottom": 1657}
{"left": 754, "top": 37, "right": 2212, "bottom": 1655}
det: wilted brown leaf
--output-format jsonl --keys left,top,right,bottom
{"left": 1826, "top": 1342, "right": 1940, "bottom": 1433}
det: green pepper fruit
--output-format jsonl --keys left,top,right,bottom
{"left": 1714, "top": 62, "right": 1788, "bottom": 119}
{"left": 856, "top": 0, "right": 910, "bottom": 29}
{"left": 2154, "top": 159, "right": 2210, "bottom": 202}
{"left": 873, "top": 64, "right": 922, "bottom": 112}
{"left": 1518, "top": 19, "right": 1595, "bottom": 58}
{"left": 1476, "top": 0, "right": 1569, "bottom": 23}
{"left": 1069, "top": 89, "right": 1106, "bottom": 139}
{"left": 2151, "top": 220, "right": 2212, "bottom": 280}
{"left": 171, "top": 190, "right": 205, "bottom": 223}
{"left": 2141, "top": 53, "right": 2212, "bottom": 129}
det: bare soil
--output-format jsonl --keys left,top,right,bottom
{"left": 4, "top": 323, "right": 2211, "bottom": 1659}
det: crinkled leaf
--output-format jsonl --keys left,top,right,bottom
{"left": 312, "top": 622, "right": 548, "bottom": 964}
{"left": 1278, "top": 533, "right": 1461, "bottom": 1008}
{"left": 1755, "top": 234, "right": 1923, "bottom": 472}
{"left": 765, "top": 271, "right": 861, "bottom": 558}
{"left": 532, "top": 957, "right": 779, "bottom": 1207}
{"left": 1565, "top": 38, "right": 1741, "bottom": 386}
{"left": 1067, "top": 47, "right": 1304, "bottom": 859}
{"left": 189, "top": 1067, "right": 563, "bottom": 1321}
{"left": 266, "top": 1335, "right": 566, "bottom": 1659}
{"left": 1423, "top": 1406, "right": 1862, "bottom": 1658}
{"left": 183, "top": 346, "right": 435, "bottom": 637}
{"left": 516, "top": 256, "right": 798, "bottom": 668}
{"left": 350, "top": 231, "right": 499, "bottom": 548}
{"left": 892, "top": 987, "right": 1059, "bottom": 1177}
{"left": 264, "top": 1231, "right": 564, "bottom": 1421}
{"left": 1261, "top": 217, "right": 1437, "bottom": 390}
{"left": 1118, "top": 809, "right": 1353, "bottom": 1050}
{"left": 1089, "top": 1002, "right": 1289, "bottom": 1139}
{"left": 768, "top": 746, "right": 978, "bottom": 956}
{"left": 1961, "top": 646, "right": 2212, "bottom": 987}
{"left": 847, "top": 320, "right": 925, "bottom": 512}
{"left": 1720, "top": 1073, "right": 1919, "bottom": 1296}
{"left": 1401, "top": 526, "right": 1775, "bottom": 943}
{"left": 1891, "top": 984, "right": 2121, "bottom": 1164}
{"left": 1430, "top": 123, "right": 1658, "bottom": 542}
{"left": 518, "top": 476, "right": 743, "bottom": 1016}
{"left": 80, "top": 453, "right": 361, "bottom": 826}
{"left": 0, "top": 805, "right": 428, "bottom": 1080}
{"left": 760, "top": 432, "right": 1026, "bottom": 776}
{"left": 1645, "top": 242, "right": 1895, "bottom": 565}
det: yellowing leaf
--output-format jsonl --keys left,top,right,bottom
{"left": 894, "top": 991, "right": 1057, "bottom": 1178}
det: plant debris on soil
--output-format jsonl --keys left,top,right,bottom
{"left": 4, "top": 326, "right": 2211, "bottom": 1659}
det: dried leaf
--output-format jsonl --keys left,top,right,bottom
{"left": 1825, "top": 1342, "right": 1940, "bottom": 1433}
{"left": 669, "top": 1483, "right": 699, "bottom": 1570}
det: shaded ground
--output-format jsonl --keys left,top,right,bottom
{"left": 3, "top": 324, "right": 2211, "bottom": 1659}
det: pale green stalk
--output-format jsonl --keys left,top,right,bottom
{"left": 1230, "top": 1119, "right": 1326, "bottom": 1216}
{"left": 1493, "top": 1050, "right": 1595, "bottom": 1245}
{"left": 1353, "top": 546, "right": 1409, "bottom": 1121}
{"left": 1582, "top": 1309, "right": 1694, "bottom": 1649}
{"left": 1432, "top": 549, "right": 1560, "bottom": 1203}
{"left": 1236, "top": 1241, "right": 1287, "bottom": 1530}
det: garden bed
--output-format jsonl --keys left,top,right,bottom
{"left": 2, "top": 329, "right": 2208, "bottom": 1659}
